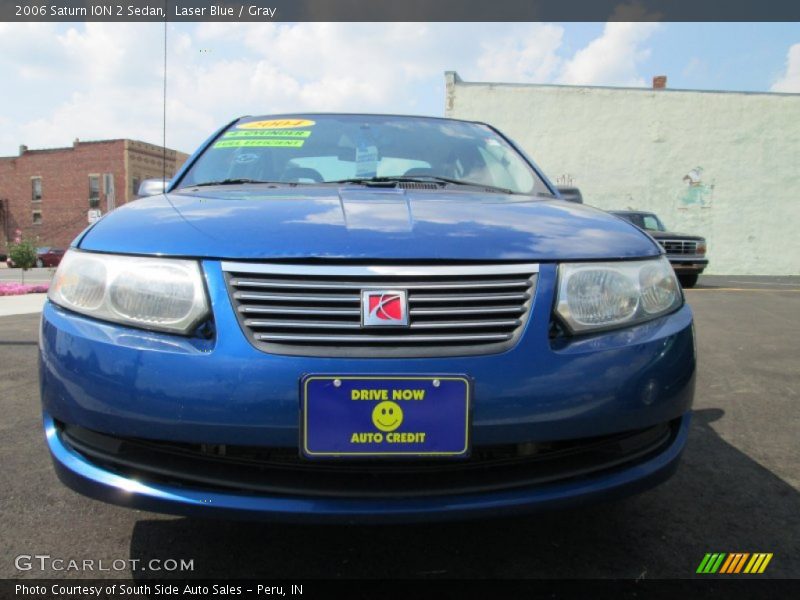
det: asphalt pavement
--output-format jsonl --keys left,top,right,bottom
{"left": 1, "top": 276, "right": 798, "bottom": 580}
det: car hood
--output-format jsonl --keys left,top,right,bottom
{"left": 78, "top": 187, "right": 660, "bottom": 261}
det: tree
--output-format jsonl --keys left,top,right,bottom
{"left": 7, "top": 230, "right": 38, "bottom": 283}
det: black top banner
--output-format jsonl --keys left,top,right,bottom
{"left": 2, "top": 0, "right": 799, "bottom": 22}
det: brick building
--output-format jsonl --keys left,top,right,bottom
{"left": 0, "top": 139, "right": 190, "bottom": 250}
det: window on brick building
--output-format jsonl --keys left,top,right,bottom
{"left": 32, "top": 177, "right": 42, "bottom": 202}
{"left": 104, "top": 173, "right": 115, "bottom": 211}
{"left": 32, "top": 210, "right": 42, "bottom": 225}
{"left": 89, "top": 175, "right": 100, "bottom": 208}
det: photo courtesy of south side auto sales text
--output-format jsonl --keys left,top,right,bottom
{"left": 21, "top": 4, "right": 278, "bottom": 18}
{"left": 15, "top": 584, "right": 301, "bottom": 597}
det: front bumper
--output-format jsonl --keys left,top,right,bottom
{"left": 45, "top": 411, "right": 691, "bottom": 522}
{"left": 668, "top": 256, "right": 709, "bottom": 274}
{"left": 39, "top": 261, "right": 695, "bottom": 521}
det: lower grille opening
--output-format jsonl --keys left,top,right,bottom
{"left": 58, "top": 420, "right": 678, "bottom": 499}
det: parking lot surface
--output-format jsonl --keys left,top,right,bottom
{"left": 1, "top": 276, "right": 798, "bottom": 579}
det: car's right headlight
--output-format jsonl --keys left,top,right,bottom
{"left": 555, "top": 257, "right": 682, "bottom": 334}
{"left": 48, "top": 250, "right": 209, "bottom": 335}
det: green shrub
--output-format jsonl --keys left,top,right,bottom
{"left": 7, "top": 230, "right": 38, "bottom": 282}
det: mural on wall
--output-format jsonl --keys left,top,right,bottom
{"left": 679, "top": 167, "right": 714, "bottom": 209}
{"left": 555, "top": 174, "right": 575, "bottom": 186}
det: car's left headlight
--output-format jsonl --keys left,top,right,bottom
{"left": 48, "top": 250, "right": 210, "bottom": 335}
{"left": 555, "top": 257, "right": 682, "bottom": 334}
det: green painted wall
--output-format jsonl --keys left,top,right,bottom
{"left": 446, "top": 72, "right": 800, "bottom": 275}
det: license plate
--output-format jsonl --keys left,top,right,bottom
{"left": 301, "top": 375, "right": 471, "bottom": 459}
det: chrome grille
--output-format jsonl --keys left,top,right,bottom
{"left": 222, "top": 262, "right": 538, "bottom": 357}
{"left": 659, "top": 239, "right": 698, "bottom": 255}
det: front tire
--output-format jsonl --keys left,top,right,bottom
{"left": 35, "top": 259, "right": 44, "bottom": 268}
{"left": 678, "top": 274, "right": 699, "bottom": 288}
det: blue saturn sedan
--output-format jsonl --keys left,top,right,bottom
{"left": 40, "top": 114, "right": 695, "bottom": 521}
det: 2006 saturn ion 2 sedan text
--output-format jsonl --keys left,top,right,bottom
{"left": 40, "top": 114, "right": 695, "bottom": 521}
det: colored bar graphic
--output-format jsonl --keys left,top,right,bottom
{"left": 745, "top": 554, "right": 759, "bottom": 573}
{"left": 719, "top": 554, "right": 735, "bottom": 573}
{"left": 697, "top": 553, "right": 726, "bottom": 573}
{"left": 698, "top": 552, "right": 772, "bottom": 574}
{"left": 751, "top": 554, "right": 765, "bottom": 573}
{"left": 710, "top": 553, "right": 726, "bottom": 573}
{"left": 744, "top": 553, "right": 773, "bottom": 574}
{"left": 719, "top": 553, "right": 749, "bottom": 573}
{"left": 718, "top": 554, "right": 735, "bottom": 574}
{"left": 733, "top": 553, "right": 750, "bottom": 573}
{"left": 758, "top": 554, "right": 773, "bottom": 573}
{"left": 696, "top": 553, "right": 713, "bottom": 573}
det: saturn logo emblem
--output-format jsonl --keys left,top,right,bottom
{"left": 361, "top": 290, "right": 409, "bottom": 327}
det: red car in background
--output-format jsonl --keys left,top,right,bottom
{"left": 6, "top": 247, "right": 65, "bottom": 268}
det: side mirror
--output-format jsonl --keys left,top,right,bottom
{"left": 137, "top": 178, "right": 168, "bottom": 197}
{"left": 556, "top": 186, "right": 583, "bottom": 204}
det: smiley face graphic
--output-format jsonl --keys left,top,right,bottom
{"left": 372, "top": 401, "right": 403, "bottom": 432}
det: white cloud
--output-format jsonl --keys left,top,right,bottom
{"left": 0, "top": 24, "right": 168, "bottom": 151}
{"left": 0, "top": 22, "right": 661, "bottom": 156}
{"left": 771, "top": 43, "right": 800, "bottom": 92}
{"left": 475, "top": 23, "right": 564, "bottom": 82}
{"left": 682, "top": 57, "right": 708, "bottom": 79}
{"left": 190, "top": 22, "right": 492, "bottom": 110}
{"left": 0, "top": 23, "right": 64, "bottom": 80}
{"left": 557, "top": 22, "right": 660, "bottom": 87}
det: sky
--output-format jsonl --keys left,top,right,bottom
{"left": 0, "top": 21, "right": 798, "bottom": 156}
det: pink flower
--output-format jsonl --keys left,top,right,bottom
{"left": 0, "top": 282, "right": 49, "bottom": 296}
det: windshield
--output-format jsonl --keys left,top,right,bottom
{"left": 616, "top": 213, "right": 667, "bottom": 232}
{"left": 177, "top": 115, "right": 548, "bottom": 195}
